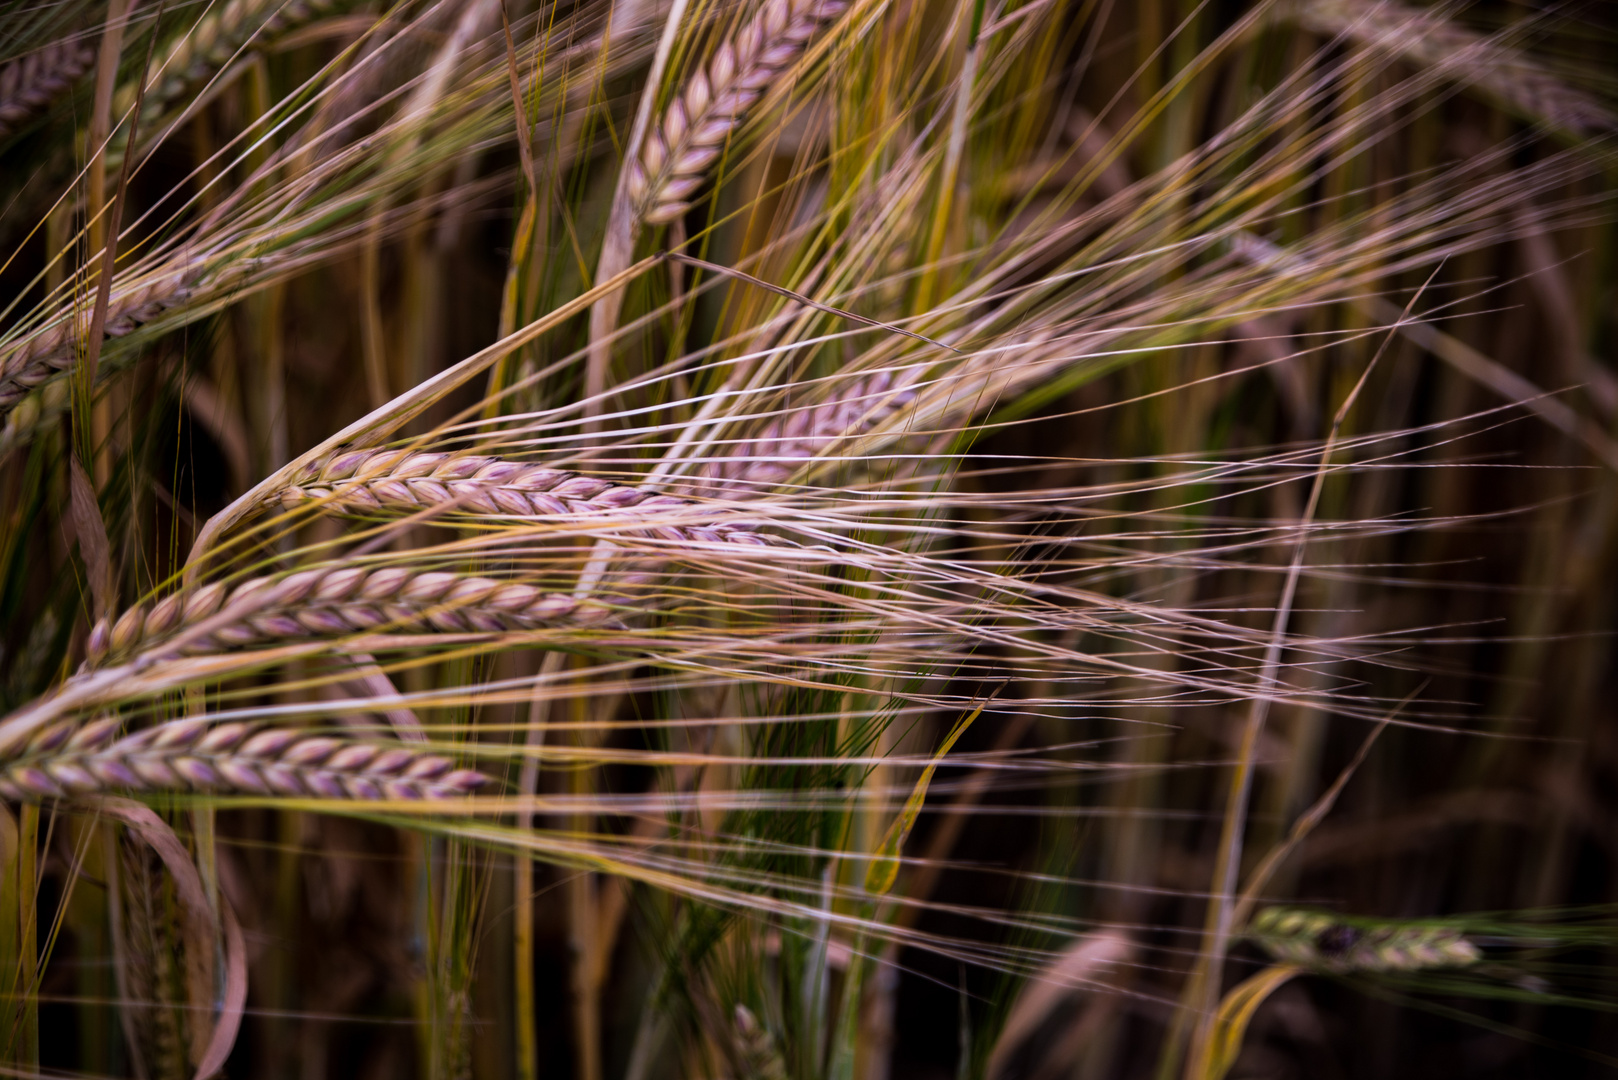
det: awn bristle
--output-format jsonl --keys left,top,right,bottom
{"left": 1297, "top": 0, "right": 1616, "bottom": 136}
{"left": 625, "top": 0, "right": 846, "bottom": 225}
{"left": 0, "top": 36, "right": 97, "bottom": 139}
{"left": 85, "top": 564, "right": 614, "bottom": 668}
{"left": 0, "top": 265, "right": 201, "bottom": 412}
{"left": 0, "top": 715, "right": 488, "bottom": 801}
{"left": 1248, "top": 907, "right": 1482, "bottom": 973}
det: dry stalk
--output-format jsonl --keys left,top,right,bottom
{"left": 0, "top": 716, "right": 488, "bottom": 802}
{"left": 84, "top": 563, "right": 619, "bottom": 668}
{"left": 625, "top": 0, "right": 846, "bottom": 225}
{"left": 0, "top": 36, "right": 98, "bottom": 138}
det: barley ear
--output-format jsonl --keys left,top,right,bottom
{"left": 0, "top": 717, "right": 489, "bottom": 802}
{"left": 626, "top": 0, "right": 847, "bottom": 225}
{"left": 0, "top": 36, "right": 98, "bottom": 139}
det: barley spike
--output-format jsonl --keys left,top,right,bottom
{"left": 84, "top": 564, "right": 617, "bottom": 669}
{"left": 625, "top": 0, "right": 846, "bottom": 225}
{"left": 1296, "top": 0, "right": 1616, "bottom": 136}
{"left": 114, "top": 0, "right": 346, "bottom": 133}
{"left": 0, "top": 264, "right": 204, "bottom": 413}
{"left": 274, "top": 450, "right": 778, "bottom": 545}
{"left": 1248, "top": 907, "right": 1482, "bottom": 973}
{"left": 0, "top": 36, "right": 97, "bottom": 139}
{"left": 274, "top": 368, "right": 917, "bottom": 525}
{"left": 699, "top": 367, "right": 919, "bottom": 492}
{"left": 0, "top": 716, "right": 488, "bottom": 802}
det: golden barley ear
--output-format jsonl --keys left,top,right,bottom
{"left": 0, "top": 264, "right": 202, "bottom": 414}
{"left": 272, "top": 449, "right": 779, "bottom": 545}
{"left": 80, "top": 564, "right": 615, "bottom": 669}
{"left": 0, "top": 717, "right": 488, "bottom": 801}
{"left": 0, "top": 36, "right": 97, "bottom": 139}
{"left": 625, "top": 0, "right": 847, "bottom": 226}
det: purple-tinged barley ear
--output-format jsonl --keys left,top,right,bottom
{"left": 45, "top": 762, "right": 98, "bottom": 792}
{"left": 370, "top": 748, "right": 416, "bottom": 775}
{"left": 281, "top": 737, "right": 341, "bottom": 766}
{"left": 0, "top": 777, "right": 27, "bottom": 801}
{"left": 440, "top": 769, "right": 490, "bottom": 793}
{"left": 111, "top": 727, "right": 161, "bottom": 752}
{"left": 241, "top": 728, "right": 301, "bottom": 758}
{"left": 216, "top": 761, "right": 271, "bottom": 794}
{"left": 404, "top": 754, "right": 453, "bottom": 780}
{"left": 197, "top": 722, "right": 253, "bottom": 753}
{"left": 144, "top": 594, "right": 184, "bottom": 636}
{"left": 383, "top": 779, "right": 425, "bottom": 801}
{"left": 86, "top": 618, "right": 111, "bottom": 661}
{"left": 172, "top": 757, "right": 221, "bottom": 789}
{"left": 342, "top": 775, "right": 382, "bottom": 800}
{"left": 13, "top": 766, "right": 64, "bottom": 798}
{"left": 131, "top": 757, "right": 181, "bottom": 789}
{"left": 28, "top": 720, "right": 76, "bottom": 755}
{"left": 261, "top": 764, "right": 304, "bottom": 795}
{"left": 305, "top": 771, "right": 346, "bottom": 799}
{"left": 109, "top": 608, "right": 146, "bottom": 655}
{"left": 89, "top": 759, "right": 140, "bottom": 788}
{"left": 326, "top": 744, "right": 380, "bottom": 771}
{"left": 153, "top": 718, "right": 212, "bottom": 749}
{"left": 67, "top": 715, "right": 124, "bottom": 751}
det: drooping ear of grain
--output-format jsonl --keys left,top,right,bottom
{"left": 0, "top": 266, "right": 201, "bottom": 414}
{"left": 625, "top": 0, "right": 847, "bottom": 225}
{"left": 0, "top": 36, "right": 98, "bottom": 138}
{"left": 0, "top": 716, "right": 488, "bottom": 801}
{"left": 1247, "top": 907, "right": 1482, "bottom": 973}
{"left": 1295, "top": 0, "right": 1617, "bottom": 136}
{"left": 82, "top": 564, "right": 618, "bottom": 668}
{"left": 273, "top": 449, "right": 779, "bottom": 544}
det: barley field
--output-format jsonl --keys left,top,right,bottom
{"left": 0, "top": 0, "right": 1614, "bottom": 1077}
